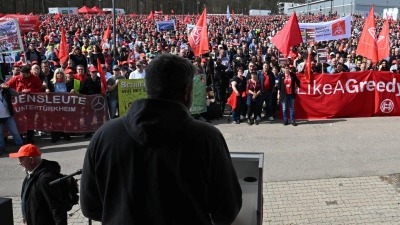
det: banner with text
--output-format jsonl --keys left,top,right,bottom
{"left": 0, "top": 15, "right": 40, "bottom": 33}
{"left": 118, "top": 79, "right": 147, "bottom": 117}
{"left": 12, "top": 93, "right": 109, "bottom": 133}
{"left": 294, "top": 71, "right": 400, "bottom": 119}
{"left": 299, "top": 15, "right": 351, "bottom": 42}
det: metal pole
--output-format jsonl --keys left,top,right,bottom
{"left": 182, "top": 0, "right": 184, "bottom": 20}
{"left": 330, "top": 0, "right": 333, "bottom": 17}
{"left": 99, "top": 0, "right": 101, "bottom": 9}
{"left": 112, "top": 0, "right": 116, "bottom": 59}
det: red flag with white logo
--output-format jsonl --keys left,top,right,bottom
{"left": 377, "top": 18, "right": 390, "bottom": 61}
{"left": 188, "top": 8, "right": 209, "bottom": 56}
{"left": 356, "top": 5, "right": 378, "bottom": 63}
{"left": 270, "top": 12, "right": 302, "bottom": 57}
{"left": 58, "top": 27, "right": 69, "bottom": 64}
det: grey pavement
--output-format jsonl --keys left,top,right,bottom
{"left": 1, "top": 116, "right": 400, "bottom": 224}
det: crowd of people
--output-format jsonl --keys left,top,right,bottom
{"left": 0, "top": 12, "right": 399, "bottom": 132}
{"left": 3, "top": 10, "right": 400, "bottom": 225}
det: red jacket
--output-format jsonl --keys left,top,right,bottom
{"left": 6, "top": 74, "right": 43, "bottom": 93}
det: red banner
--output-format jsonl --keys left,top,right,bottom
{"left": 295, "top": 71, "right": 400, "bottom": 119}
{"left": 0, "top": 15, "right": 39, "bottom": 32}
{"left": 12, "top": 93, "right": 109, "bottom": 133}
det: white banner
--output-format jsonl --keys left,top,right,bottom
{"left": 299, "top": 15, "right": 352, "bottom": 42}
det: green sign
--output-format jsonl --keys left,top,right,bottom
{"left": 118, "top": 75, "right": 207, "bottom": 116}
{"left": 189, "top": 74, "right": 207, "bottom": 114}
{"left": 118, "top": 79, "right": 147, "bottom": 117}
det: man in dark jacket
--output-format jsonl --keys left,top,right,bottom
{"left": 258, "top": 62, "right": 276, "bottom": 121}
{"left": 81, "top": 54, "right": 242, "bottom": 225}
{"left": 9, "top": 144, "right": 67, "bottom": 225}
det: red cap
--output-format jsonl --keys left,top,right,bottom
{"left": 89, "top": 66, "right": 98, "bottom": 72}
{"left": 64, "top": 68, "right": 74, "bottom": 74}
{"left": 201, "top": 58, "right": 207, "bottom": 63}
{"left": 9, "top": 144, "right": 41, "bottom": 158}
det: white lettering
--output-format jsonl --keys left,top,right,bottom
{"left": 313, "top": 80, "right": 322, "bottom": 94}
{"left": 78, "top": 97, "right": 86, "bottom": 105}
{"left": 366, "top": 81, "right": 375, "bottom": 91}
{"left": 359, "top": 81, "right": 367, "bottom": 92}
{"left": 346, "top": 79, "right": 358, "bottom": 93}
{"left": 323, "top": 84, "right": 332, "bottom": 94}
{"left": 376, "top": 81, "right": 385, "bottom": 92}
{"left": 387, "top": 78, "right": 396, "bottom": 92}
{"left": 333, "top": 80, "right": 344, "bottom": 94}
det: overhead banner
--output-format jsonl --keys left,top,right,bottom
{"left": 0, "top": 19, "right": 24, "bottom": 53}
{"left": 293, "top": 71, "right": 400, "bottom": 119}
{"left": 0, "top": 15, "right": 40, "bottom": 32}
{"left": 11, "top": 93, "right": 109, "bottom": 133}
{"left": 189, "top": 74, "right": 207, "bottom": 114}
{"left": 118, "top": 79, "right": 147, "bottom": 117}
{"left": 299, "top": 15, "right": 351, "bottom": 42}
{"left": 156, "top": 20, "right": 176, "bottom": 32}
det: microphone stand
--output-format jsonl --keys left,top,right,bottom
{"left": 49, "top": 169, "right": 92, "bottom": 225}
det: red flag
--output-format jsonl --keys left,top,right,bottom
{"left": 58, "top": 27, "right": 68, "bottom": 64}
{"left": 183, "top": 15, "right": 191, "bottom": 23}
{"left": 188, "top": 8, "right": 209, "bottom": 56}
{"left": 147, "top": 11, "right": 154, "bottom": 21}
{"left": 97, "top": 59, "right": 107, "bottom": 94}
{"left": 54, "top": 13, "right": 62, "bottom": 19}
{"left": 377, "top": 18, "right": 390, "bottom": 61}
{"left": 356, "top": 5, "right": 378, "bottom": 63}
{"left": 164, "top": 15, "right": 168, "bottom": 21}
{"left": 232, "top": 9, "right": 235, "bottom": 18}
{"left": 271, "top": 12, "right": 302, "bottom": 57}
{"left": 227, "top": 92, "right": 237, "bottom": 111}
{"left": 102, "top": 25, "right": 111, "bottom": 44}
{"left": 304, "top": 50, "right": 312, "bottom": 83}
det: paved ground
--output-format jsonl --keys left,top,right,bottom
{"left": 1, "top": 116, "right": 400, "bottom": 224}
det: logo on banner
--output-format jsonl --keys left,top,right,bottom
{"left": 24, "top": 16, "right": 29, "bottom": 21}
{"left": 190, "top": 26, "right": 202, "bottom": 45}
{"left": 380, "top": 99, "right": 394, "bottom": 113}
{"left": 332, "top": 20, "right": 346, "bottom": 36}
{"left": 91, "top": 96, "right": 105, "bottom": 110}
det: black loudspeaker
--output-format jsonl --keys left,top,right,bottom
{"left": 231, "top": 153, "right": 264, "bottom": 225}
{"left": 0, "top": 198, "right": 14, "bottom": 225}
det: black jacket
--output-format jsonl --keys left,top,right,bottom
{"left": 278, "top": 72, "right": 301, "bottom": 100}
{"left": 79, "top": 76, "right": 101, "bottom": 95}
{"left": 21, "top": 159, "right": 67, "bottom": 225}
{"left": 81, "top": 98, "right": 242, "bottom": 225}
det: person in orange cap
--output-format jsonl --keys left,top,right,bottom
{"left": 9, "top": 144, "right": 67, "bottom": 225}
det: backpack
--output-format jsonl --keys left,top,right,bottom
{"left": 58, "top": 174, "right": 80, "bottom": 211}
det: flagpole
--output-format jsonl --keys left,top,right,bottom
{"left": 112, "top": 0, "right": 116, "bottom": 58}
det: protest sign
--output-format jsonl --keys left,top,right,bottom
{"left": 189, "top": 74, "right": 207, "bottom": 114}
{"left": 118, "top": 79, "right": 147, "bottom": 117}
{"left": 0, "top": 19, "right": 24, "bottom": 53}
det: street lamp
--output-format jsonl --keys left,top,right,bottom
{"left": 197, "top": 1, "right": 200, "bottom": 15}
{"left": 99, "top": 0, "right": 101, "bottom": 9}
